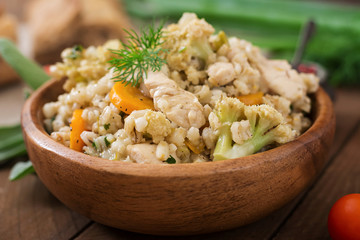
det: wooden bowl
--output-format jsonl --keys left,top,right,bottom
{"left": 21, "top": 78, "right": 335, "bottom": 236}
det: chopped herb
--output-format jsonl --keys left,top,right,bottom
{"left": 92, "top": 141, "right": 97, "bottom": 150}
{"left": 104, "top": 137, "right": 111, "bottom": 147}
{"left": 67, "top": 45, "right": 84, "bottom": 59}
{"left": 9, "top": 160, "right": 35, "bottom": 181}
{"left": 104, "top": 123, "right": 110, "bottom": 130}
{"left": 178, "top": 46, "right": 186, "bottom": 53}
{"left": 109, "top": 23, "right": 167, "bottom": 87}
{"left": 165, "top": 155, "right": 176, "bottom": 164}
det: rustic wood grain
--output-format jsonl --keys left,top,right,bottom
{"left": 329, "top": 88, "right": 360, "bottom": 157}
{"left": 0, "top": 159, "right": 91, "bottom": 240}
{"left": 75, "top": 199, "right": 304, "bottom": 240}
{"left": 270, "top": 88, "right": 360, "bottom": 240}
{"left": 273, "top": 121, "right": 360, "bottom": 240}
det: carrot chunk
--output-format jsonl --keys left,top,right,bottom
{"left": 185, "top": 139, "right": 205, "bottom": 154}
{"left": 236, "top": 92, "right": 264, "bottom": 106}
{"left": 109, "top": 82, "right": 154, "bottom": 114}
{"left": 70, "top": 109, "right": 86, "bottom": 152}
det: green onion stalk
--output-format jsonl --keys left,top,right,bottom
{"left": 0, "top": 38, "right": 50, "bottom": 180}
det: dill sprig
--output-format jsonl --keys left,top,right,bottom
{"left": 109, "top": 23, "right": 167, "bottom": 87}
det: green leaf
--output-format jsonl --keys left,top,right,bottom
{"left": 109, "top": 23, "right": 167, "bottom": 87}
{"left": 0, "top": 124, "right": 22, "bottom": 140}
{"left": 0, "top": 38, "right": 50, "bottom": 89}
{"left": 92, "top": 141, "right": 97, "bottom": 150}
{"left": 9, "top": 160, "right": 35, "bottom": 181}
{"left": 66, "top": 44, "right": 84, "bottom": 59}
{"left": 0, "top": 141, "right": 27, "bottom": 163}
{"left": 104, "top": 137, "right": 111, "bottom": 147}
{"left": 103, "top": 123, "right": 110, "bottom": 130}
{"left": 0, "top": 125, "right": 27, "bottom": 164}
{"left": 0, "top": 131, "right": 24, "bottom": 151}
{"left": 165, "top": 155, "right": 176, "bottom": 164}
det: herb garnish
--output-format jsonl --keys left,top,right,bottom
{"left": 103, "top": 123, "right": 110, "bottom": 130}
{"left": 92, "top": 141, "right": 97, "bottom": 150}
{"left": 67, "top": 45, "right": 84, "bottom": 59}
{"left": 109, "top": 23, "right": 167, "bottom": 87}
{"left": 104, "top": 137, "right": 111, "bottom": 147}
{"left": 165, "top": 155, "right": 176, "bottom": 164}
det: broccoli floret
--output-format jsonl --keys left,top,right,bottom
{"left": 213, "top": 97, "right": 295, "bottom": 161}
{"left": 188, "top": 37, "right": 215, "bottom": 65}
{"left": 162, "top": 13, "right": 216, "bottom": 70}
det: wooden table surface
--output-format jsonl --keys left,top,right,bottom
{"left": 0, "top": 87, "right": 358, "bottom": 240}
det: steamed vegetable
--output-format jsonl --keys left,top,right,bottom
{"left": 236, "top": 92, "right": 264, "bottom": 106}
{"left": 187, "top": 30, "right": 214, "bottom": 65}
{"left": 213, "top": 97, "right": 294, "bottom": 161}
{"left": 185, "top": 139, "right": 204, "bottom": 154}
{"left": 110, "top": 82, "right": 154, "bottom": 114}
{"left": 70, "top": 109, "right": 86, "bottom": 152}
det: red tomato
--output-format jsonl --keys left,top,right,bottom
{"left": 328, "top": 194, "right": 360, "bottom": 240}
{"left": 43, "top": 65, "right": 51, "bottom": 75}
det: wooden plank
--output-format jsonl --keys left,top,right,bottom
{"left": 0, "top": 158, "right": 91, "bottom": 240}
{"left": 75, "top": 89, "right": 360, "bottom": 239}
{"left": 75, "top": 200, "right": 304, "bottom": 240}
{"left": 329, "top": 88, "right": 360, "bottom": 156}
{"left": 273, "top": 120, "right": 360, "bottom": 239}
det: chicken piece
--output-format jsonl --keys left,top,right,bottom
{"left": 207, "top": 62, "right": 235, "bottom": 86}
{"left": 144, "top": 71, "right": 206, "bottom": 129}
{"left": 256, "top": 59, "right": 306, "bottom": 103}
{"left": 127, "top": 144, "right": 163, "bottom": 164}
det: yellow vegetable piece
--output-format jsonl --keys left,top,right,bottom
{"left": 236, "top": 92, "right": 264, "bottom": 106}
{"left": 70, "top": 109, "right": 86, "bottom": 152}
{"left": 185, "top": 139, "right": 205, "bottom": 154}
{"left": 109, "top": 82, "right": 154, "bottom": 114}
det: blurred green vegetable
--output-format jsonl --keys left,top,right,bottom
{"left": 0, "top": 124, "right": 26, "bottom": 164}
{"left": 0, "top": 38, "right": 50, "bottom": 179}
{"left": 123, "top": 0, "right": 360, "bottom": 85}
{"left": 9, "top": 160, "right": 35, "bottom": 181}
{"left": 0, "top": 38, "right": 50, "bottom": 89}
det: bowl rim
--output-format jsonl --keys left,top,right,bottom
{"left": 22, "top": 78, "right": 334, "bottom": 178}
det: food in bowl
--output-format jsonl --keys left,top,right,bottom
{"left": 43, "top": 13, "right": 319, "bottom": 164}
